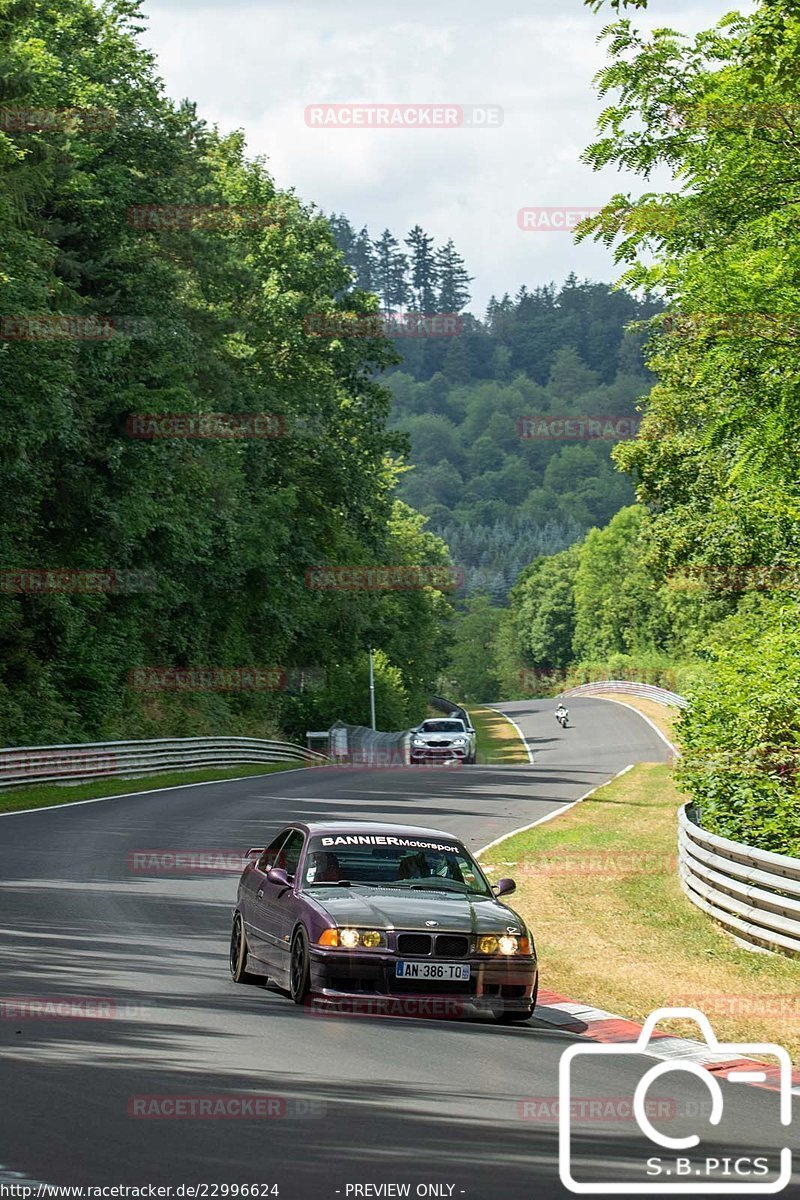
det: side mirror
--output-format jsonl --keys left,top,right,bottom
{"left": 267, "top": 866, "right": 291, "bottom": 887}
{"left": 246, "top": 847, "right": 265, "bottom": 859}
{"left": 493, "top": 877, "right": 516, "bottom": 897}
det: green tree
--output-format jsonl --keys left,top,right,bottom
{"left": 445, "top": 595, "right": 502, "bottom": 702}
{"left": 404, "top": 224, "right": 438, "bottom": 313}
{"left": 435, "top": 238, "right": 473, "bottom": 313}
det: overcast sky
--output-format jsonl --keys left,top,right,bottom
{"left": 139, "top": 0, "right": 754, "bottom": 314}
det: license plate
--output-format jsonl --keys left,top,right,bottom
{"left": 395, "top": 960, "right": 470, "bottom": 981}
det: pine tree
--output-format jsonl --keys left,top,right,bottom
{"left": 436, "top": 238, "right": 473, "bottom": 313}
{"left": 327, "top": 213, "right": 357, "bottom": 268}
{"left": 404, "top": 225, "right": 438, "bottom": 313}
{"left": 388, "top": 251, "right": 410, "bottom": 314}
{"left": 352, "top": 225, "right": 376, "bottom": 291}
{"left": 373, "top": 229, "right": 407, "bottom": 313}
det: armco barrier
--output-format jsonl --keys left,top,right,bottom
{"left": 0, "top": 736, "right": 326, "bottom": 790}
{"left": 327, "top": 720, "right": 409, "bottom": 765}
{"left": 679, "top": 804, "right": 800, "bottom": 956}
{"left": 560, "top": 680, "right": 689, "bottom": 708}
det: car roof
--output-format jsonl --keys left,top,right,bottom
{"left": 292, "top": 820, "right": 463, "bottom": 840}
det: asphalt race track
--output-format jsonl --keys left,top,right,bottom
{"left": 0, "top": 697, "right": 796, "bottom": 1198}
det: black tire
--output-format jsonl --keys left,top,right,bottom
{"left": 495, "top": 978, "right": 538, "bottom": 1024}
{"left": 289, "top": 927, "right": 311, "bottom": 1004}
{"left": 229, "top": 911, "right": 263, "bottom": 985}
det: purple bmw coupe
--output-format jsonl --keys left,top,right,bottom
{"left": 229, "top": 820, "right": 538, "bottom": 1022}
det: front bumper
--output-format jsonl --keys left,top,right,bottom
{"left": 308, "top": 948, "right": 537, "bottom": 1018}
{"left": 409, "top": 744, "right": 468, "bottom": 761}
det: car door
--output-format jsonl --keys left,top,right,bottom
{"left": 243, "top": 829, "right": 291, "bottom": 964}
{"left": 265, "top": 830, "right": 306, "bottom": 986}
{"left": 250, "top": 829, "right": 305, "bottom": 978}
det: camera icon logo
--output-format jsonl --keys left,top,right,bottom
{"left": 558, "top": 1007, "right": 793, "bottom": 1194}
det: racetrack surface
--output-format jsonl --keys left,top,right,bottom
{"left": 0, "top": 698, "right": 794, "bottom": 1197}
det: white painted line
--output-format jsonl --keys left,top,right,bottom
{"left": 594, "top": 695, "right": 680, "bottom": 758}
{"left": 0, "top": 1165, "right": 50, "bottom": 1187}
{"left": 485, "top": 706, "right": 535, "bottom": 765}
{"left": 476, "top": 764, "right": 634, "bottom": 857}
{"left": 0, "top": 765, "right": 312, "bottom": 818}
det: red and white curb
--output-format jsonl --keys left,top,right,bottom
{"left": 534, "top": 988, "right": 800, "bottom": 1096}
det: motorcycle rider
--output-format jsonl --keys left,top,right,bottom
{"left": 555, "top": 701, "right": 569, "bottom": 726}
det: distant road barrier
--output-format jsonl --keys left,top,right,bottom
{"left": 429, "top": 695, "right": 473, "bottom": 727}
{"left": 560, "top": 680, "right": 689, "bottom": 709}
{"left": 0, "top": 736, "right": 326, "bottom": 791}
{"left": 679, "top": 804, "right": 800, "bottom": 956}
{"left": 327, "top": 720, "right": 409, "bottom": 766}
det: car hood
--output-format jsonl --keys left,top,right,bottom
{"left": 412, "top": 731, "right": 465, "bottom": 742}
{"left": 302, "top": 887, "right": 524, "bottom": 934}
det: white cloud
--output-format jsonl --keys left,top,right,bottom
{"left": 139, "top": 0, "right": 757, "bottom": 313}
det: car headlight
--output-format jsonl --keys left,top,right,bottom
{"left": 477, "top": 934, "right": 531, "bottom": 955}
{"left": 318, "top": 928, "right": 387, "bottom": 949}
{"left": 411, "top": 738, "right": 425, "bottom": 747}
{"left": 452, "top": 738, "right": 466, "bottom": 745}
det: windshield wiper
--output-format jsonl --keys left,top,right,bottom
{"left": 407, "top": 882, "right": 470, "bottom": 893}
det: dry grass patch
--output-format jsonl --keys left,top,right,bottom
{"left": 468, "top": 706, "right": 529, "bottom": 765}
{"left": 480, "top": 763, "right": 800, "bottom": 1063}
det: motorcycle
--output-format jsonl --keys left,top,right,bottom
{"left": 556, "top": 707, "right": 569, "bottom": 728}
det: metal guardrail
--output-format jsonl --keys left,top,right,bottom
{"left": 327, "top": 720, "right": 409, "bottom": 766}
{"left": 429, "top": 695, "right": 474, "bottom": 729}
{"left": 678, "top": 804, "right": 800, "bottom": 956}
{"left": 0, "top": 736, "right": 327, "bottom": 791}
{"left": 560, "top": 680, "right": 689, "bottom": 709}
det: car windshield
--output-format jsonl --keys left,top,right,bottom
{"left": 417, "top": 720, "right": 465, "bottom": 733}
{"left": 302, "top": 834, "right": 492, "bottom": 896}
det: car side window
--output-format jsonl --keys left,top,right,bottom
{"left": 279, "top": 831, "right": 305, "bottom": 880}
{"left": 258, "top": 832, "right": 290, "bottom": 873}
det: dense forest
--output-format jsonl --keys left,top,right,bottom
{"left": 480, "top": 0, "right": 800, "bottom": 855}
{"left": 0, "top": 0, "right": 456, "bottom": 743}
{"left": 4, "top": 0, "right": 798, "bottom": 861}
{"left": 328, "top": 211, "right": 659, "bottom": 601}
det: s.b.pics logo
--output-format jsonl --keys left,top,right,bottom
{"left": 559, "top": 1008, "right": 793, "bottom": 1194}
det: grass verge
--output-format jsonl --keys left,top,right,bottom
{"left": 0, "top": 761, "right": 305, "bottom": 815}
{"left": 480, "top": 762, "right": 800, "bottom": 1063}
{"left": 468, "top": 706, "right": 529, "bottom": 765}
